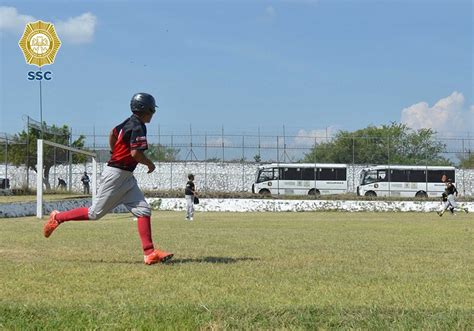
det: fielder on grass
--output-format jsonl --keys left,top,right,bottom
{"left": 437, "top": 179, "right": 468, "bottom": 216}
{"left": 43, "top": 93, "right": 173, "bottom": 265}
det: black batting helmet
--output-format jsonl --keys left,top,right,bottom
{"left": 130, "top": 93, "right": 157, "bottom": 114}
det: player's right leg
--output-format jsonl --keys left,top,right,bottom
{"left": 44, "top": 166, "right": 129, "bottom": 238}
{"left": 43, "top": 210, "right": 60, "bottom": 237}
{"left": 185, "top": 195, "right": 194, "bottom": 220}
{"left": 144, "top": 250, "right": 173, "bottom": 265}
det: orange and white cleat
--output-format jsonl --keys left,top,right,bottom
{"left": 43, "top": 210, "right": 60, "bottom": 238}
{"left": 144, "top": 249, "right": 174, "bottom": 265}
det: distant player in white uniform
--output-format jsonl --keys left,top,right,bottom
{"left": 437, "top": 179, "right": 468, "bottom": 216}
{"left": 43, "top": 93, "right": 173, "bottom": 265}
{"left": 184, "top": 173, "right": 197, "bottom": 221}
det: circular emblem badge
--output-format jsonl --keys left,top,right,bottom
{"left": 30, "top": 33, "right": 50, "bottom": 55}
{"left": 19, "top": 20, "right": 61, "bottom": 67}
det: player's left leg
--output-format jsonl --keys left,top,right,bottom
{"left": 447, "top": 195, "right": 459, "bottom": 215}
{"left": 123, "top": 180, "right": 173, "bottom": 265}
{"left": 438, "top": 200, "right": 450, "bottom": 217}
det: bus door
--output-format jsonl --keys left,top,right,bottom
{"left": 255, "top": 167, "right": 279, "bottom": 194}
{"left": 374, "top": 169, "right": 389, "bottom": 196}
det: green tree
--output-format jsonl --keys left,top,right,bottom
{"left": 145, "top": 143, "right": 180, "bottom": 161}
{"left": 303, "top": 123, "right": 451, "bottom": 165}
{"left": 458, "top": 152, "right": 474, "bottom": 168}
{"left": 7, "top": 124, "right": 86, "bottom": 190}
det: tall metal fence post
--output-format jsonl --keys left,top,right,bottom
{"left": 221, "top": 126, "right": 225, "bottom": 163}
{"left": 158, "top": 125, "right": 161, "bottom": 189}
{"left": 352, "top": 134, "right": 355, "bottom": 194}
{"left": 258, "top": 127, "right": 261, "bottom": 161}
{"left": 462, "top": 138, "right": 465, "bottom": 195}
{"left": 242, "top": 135, "right": 245, "bottom": 191}
{"left": 387, "top": 135, "right": 391, "bottom": 196}
{"left": 68, "top": 129, "right": 73, "bottom": 192}
{"left": 204, "top": 133, "right": 208, "bottom": 191}
{"left": 170, "top": 134, "right": 173, "bottom": 190}
{"left": 314, "top": 136, "right": 317, "bottom": 199}
{"left": 276, "top": 135, "right": 280, "bottom": 196}
{"left": 26, "top": 117, "right": 30, "bottom": 190}
{"left": 4, "top": 134, "right": 8, "bottom": 186}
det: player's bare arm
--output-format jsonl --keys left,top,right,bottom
{"left": 131, "top": 149, "right": 155, "bottom": 173}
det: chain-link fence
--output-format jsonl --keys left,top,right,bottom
{"left": 1, "top": 129, "right": 473, "bottom": 194}
{"left": 70, "top": 129, "right": 473, "bottom": 164}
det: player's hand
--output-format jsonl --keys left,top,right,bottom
{"left": 147, "top": 163, "right": 156, "bottom": 173}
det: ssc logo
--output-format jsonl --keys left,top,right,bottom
{"left": 18, "top": 20, "right": 61, "bottom": 68}
{"left": 27, "top": 71, "right": 52, "bottom": 81}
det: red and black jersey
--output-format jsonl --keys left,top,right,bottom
{"left": 107, "top": 114, "right": 148, "bottom": 172}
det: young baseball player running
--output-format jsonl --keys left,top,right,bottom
{"left": 437, "top": 179, "right": 469, "bottom": 216}
{"left": 43, "top": 93, "right": 173, "bottom": 265}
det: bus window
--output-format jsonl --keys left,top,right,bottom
{"left": 362, "top": 170, "right": 378, "bottom": 184}
{"left": 337, "top": 168, "right": 347, "bottom": 180}
{"left": 390, "top": 169, "right": 408, "bottom": 182}
{"left": 427, "top": 170, "right": 455, "bottom": 183}
{"left": 377, "top": 170, "right": 387, "bottom": 182}
{"left": 408, "top": 170, "right": 427, "bottom": 182}
{"left": 282, "top": 167, "right": 301, "bottom": 180}
{"left": 257, "top": 168, "right": 274, "bottom": 183}
{"left": 318, "top": 168, "right": 338, "bottom": 180}
{"left": 301, "top": 168, "right": 316, "bottom": 180}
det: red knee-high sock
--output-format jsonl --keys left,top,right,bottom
{"left": 137, "top": 216, "right": 154, "bottom": 255}
{"left": 56, "top": 207, "right": 89, "bottom": 222}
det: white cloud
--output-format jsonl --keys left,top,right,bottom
{"left": 401, "top": 91, "right": 472, "bottom": 133}
{"left": 0, "top": 6, "right": 96, "bottom": 44}
{"left": 293, "top": 127, "right": 339, "bottom": 146}
{"left": 55, "top": 12, "right": 97, "bottom": 44}
{"left": 0, "top": 6, "right": 35, "bottom": 32}
{"left": 207, "top": 137, "right": 233, "bottom": 147}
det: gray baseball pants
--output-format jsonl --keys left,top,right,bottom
{"left": 88, "top": 166, "right": 151, "bottom": 220}
{"left": 185, "top": 194, "right": 194, "bottom": 219}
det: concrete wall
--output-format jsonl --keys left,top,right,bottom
{"left": 2, "top": 198, "right": 472, "bottom": 218}
{"left": 1, "top": 162, "right": 473, "bottom": 196}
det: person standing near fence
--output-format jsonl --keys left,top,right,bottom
{"left": 43, "top": 92, "right": 173, "bottom": 265}
{"left": 81, "top": 171, "right": 90, "bottom": 194}
{"left": 57, "top": 178, "right": 67, "bottom": 190}
{"left": 185, "top": 173, "right": 197, "bottom": 221}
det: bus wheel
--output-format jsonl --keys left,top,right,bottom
{"left": 365, "top": 191, "right": 377, "bottom": 197}
{"left": 259, "top": 189, "right": 271, "bottom": 196}
{"left": 308, "top": 189, "right": 320, "bottom": 196}
{"left": 415, "top": 191, "right": 428, "bottom": 198}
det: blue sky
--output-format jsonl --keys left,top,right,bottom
{"left": 0, "top": 0, "right": 472, "bottom": 143}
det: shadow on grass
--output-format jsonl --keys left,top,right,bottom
{"left": 65, "top": 256, "right": 259, "bottom": 265}
{"left": 168, "top": 256, "right": 259, "bottom": 264}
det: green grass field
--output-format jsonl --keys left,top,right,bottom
{"left": 1, "top": 211, "right": 472, "bottom": 330}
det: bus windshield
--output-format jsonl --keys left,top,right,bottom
{"left": 257, "top": 168, "right": 276, "bottom": 183}
{"left": 361, "top": 170, "right": 378, "bottom": 185}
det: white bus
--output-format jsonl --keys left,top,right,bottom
{"left": 252, "top": 163, "right": 348, "bottom": 196}
{"left": 357, "top": 165, "right": 455, "bottom": 198}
